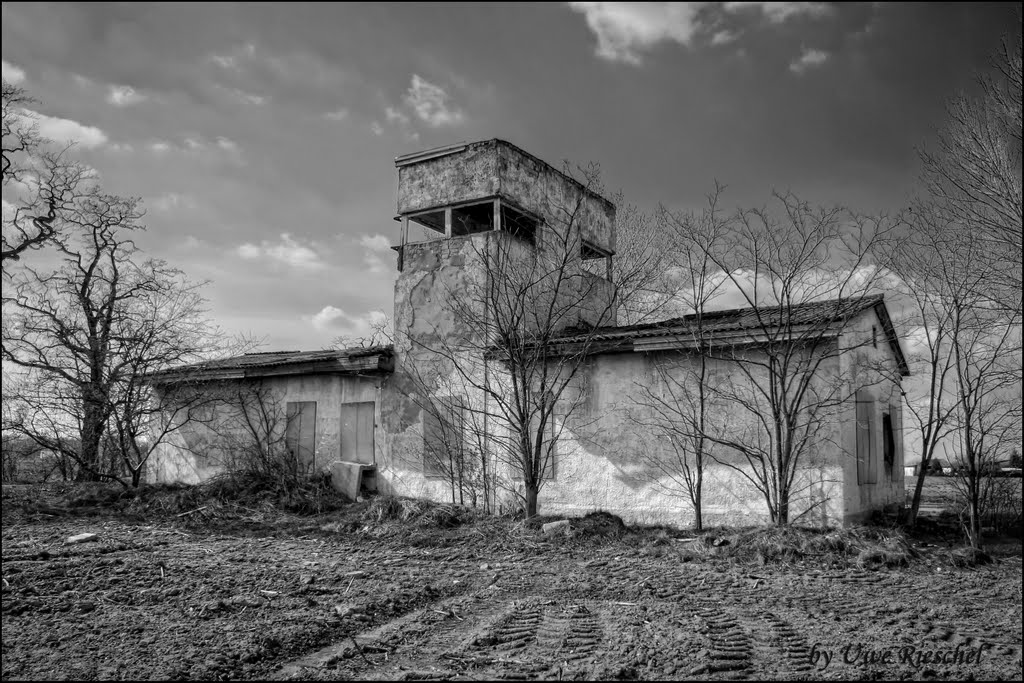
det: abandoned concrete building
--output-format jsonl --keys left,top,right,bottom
{"left": 146, "top": 139, "right": 909, "bottom": 527}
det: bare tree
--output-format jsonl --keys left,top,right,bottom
{"left": 887, "top": 215, "right": 964, "bottom": 526}
{"left": 2, "top": 192, "right": 222, "bottom": 485}
{"left": 2, "top": 81, "right": 91, "bottom": 267}
{"left": 941, "top": 230, "right": 1022, "bottom": 548}
{"left": 627, "top": 186, "right": 731, "bottom": 530}
{"left": 917, "top": 12, "right": 1022, "bottom": 315}
{"left": 207, "top": 381, "right": 310, "bottom": 485}
{"left": 658, "top": 191, "right": 901, "bottom": 526}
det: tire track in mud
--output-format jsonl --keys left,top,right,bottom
{"left": 689, "top": 606, "right": 754, "bottom": 680}
{"left": 270, "top": 554, "right": 1020, "bottom": 681}
{"left": 457, "top": 600, "right": 605, "bottom": 679}
{"left": 755, "top": 610, "right": 814, "bottom": 677}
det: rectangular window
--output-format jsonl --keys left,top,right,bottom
{"left": 855, "top": 391, "right": 877, "bottom": 485}
{"left": 423, "top": 395, "right": 465, "bottom": 477}
{"left": 581, "top": 240, "right": 609, "bottom": 260}
{"left": 451, "top": 202, "right": 494, "bottom": 236}
{"left": 882, "top": 412, "right": 895, "bottom": 479}
{"left": 501, "top": 205, "right": 538, "bottom": 245}
{"left": 410, "top": 209, "right": 446, "bottom": 236}
{"left": 285, "top": 401, "right": 317, "bottom": 470}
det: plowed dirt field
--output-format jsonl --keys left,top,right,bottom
{"left": 3, "top": 499, "right": 1022, "bottom": 682}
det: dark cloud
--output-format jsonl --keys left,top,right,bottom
{"left": 2, "top": 2, "right": 1015, "bottom": 347}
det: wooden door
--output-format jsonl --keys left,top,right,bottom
{"left": 340, "top": 401, "right": 375, "bottom": 464}
{"left": 285, "top": 401, "right": 317, "bottom": 471}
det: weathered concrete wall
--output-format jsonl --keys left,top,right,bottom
{"left": 534, "top": 351, "right": 847, "bottom": 527}
{"left": 147, "top": 374, "right": 383, "bottom": 484}
{"left": 383, "top": 230, "right": 494, "bottom": 503}
{"left": 398, "top": 143, "right": 499, "bottom": 215}
{"left": 838, "top": 307, "right": 906, "bottom": 523}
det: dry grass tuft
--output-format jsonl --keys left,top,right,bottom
{"left": 945, "top": 546, "right": 994, "bottom": 568}
{"left": 670, "top": 525, "right": 918, "bottom": 568}
{"left": 362, "top": 496, "right": 481, "bottom": 529}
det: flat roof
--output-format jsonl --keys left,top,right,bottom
{"left": 395, "top": 138, "right": 616, "bottom": 212}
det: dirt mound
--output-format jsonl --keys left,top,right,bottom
{"left": 574, "top": 510, "right": 628, "bottom": 538}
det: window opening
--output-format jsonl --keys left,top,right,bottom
{"left": 451, "top": 202, "right": 494, "bottom": 236}
{"left": 410, "top": 209, "right": 446, "bottom": 237}
{"left": 501, "top": 205, "right": 538, "bottom": 245}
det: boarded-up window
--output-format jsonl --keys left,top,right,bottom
{"left": 340, "top": 401, "right": 375, "bottom": 464}
{"left": 285, "top": 401, "right": 317, "bottom": 470}
{"left": 856, "top": 390, "right": 877, "bottom": 485}
{"left": 423, "top": 396, "right": 464, "bottom": 477}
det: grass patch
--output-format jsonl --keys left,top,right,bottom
{"left": 664, "top": 525, "right": 918, "bottom": 568}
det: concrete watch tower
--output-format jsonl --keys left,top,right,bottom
{"left": 380, "top": 139, "right": 618, "bottom": 492}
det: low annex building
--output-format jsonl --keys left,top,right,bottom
{"left": 147, "top": 139, "right": 909, "bottom": 527}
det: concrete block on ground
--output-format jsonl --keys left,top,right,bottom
{"left": 329, "top": 462, "right": 375, "bottom": 501}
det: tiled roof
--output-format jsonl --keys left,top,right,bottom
{"left": 145, "top": 346, "right": 395, "bottom": 383}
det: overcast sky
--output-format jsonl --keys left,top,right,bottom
{"left": 1, "top": 2, "right": 1016, "bottom": 351}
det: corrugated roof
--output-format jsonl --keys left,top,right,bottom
{"left": 145, "top": 345, "right": 395, "bottom": 383}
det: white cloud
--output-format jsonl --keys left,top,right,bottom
{"left": 370, "top": 121, "right": 384, "bottom": 136}
{"left": 150, "top": 192, "right": 197, "bottom": 212}
{"left": 359, "top": 234, "right": 392, "bottom": 251}
{"left": 364, "top": 252, "right": 388, "bottom": 274}
{"left": 385, "top": 106, "right": 410, "bottom": 126}
{"left": 722, "top": 2, "right": 831, "bottom": 23}
{"left": 2, "top": 60, "right": 26, "bottom": 84}
{"left": 710, "top": 29, "right": 738, "bottom": 45}
{"left": 71, "top": 74, "right": 93, "bottom": 88}
{"left": 403, "top": 75, "right": 464, "bottom": 127}
{"left": 210, "top": 42, "right": 256, "bottom": 70}
{"left": 323, "top": 108, "right": 349, "bottom": 121}
{"left": 568, "top": 2, "right": 705, "bottom": 66}
{"left": 233, "top": 89, "right": 267, "bottom": 106}
{"left": 310, "top": 306, "right": 389, "bottom": 338}
{"left": 212, "top": 54, "right": 238, "bottom": 69}
{"left": 216, "top": 136, "right": 240, "bottom": 153}
{"left": 569, "top": 2, "right": 834, "bottom": 65}
{"left": 149, "top": 141, "right": 173, "bottom": 154}
{"left": 789, "top": 47, "right": 829, "bottom": 74}
{"left": 26, "top": 110, "right": 107, "bottom": 148}
{"left": 236, "top": 233, "right": 325, "bottom": 270}
{"left": 184, "top": 136, "right": 204, "bottom": 150}
{"left": 107, "top": 84, "right": 145, "bottom": 107}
